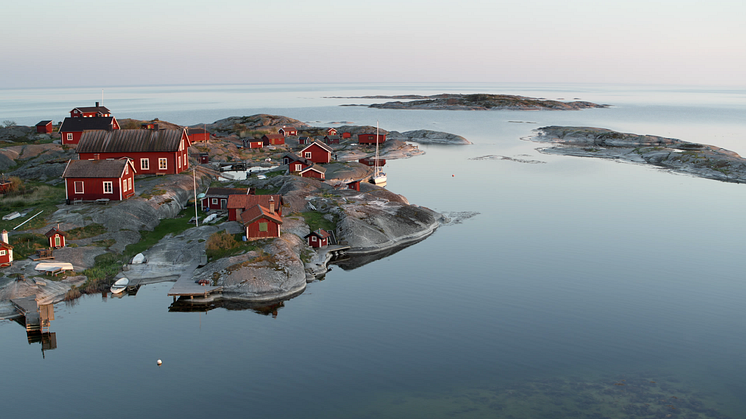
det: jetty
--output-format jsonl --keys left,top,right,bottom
{"left": 167, "top": 259, "right": 222, "bottom": 300}
{"left": 10, "top": 296, "right": 54, "bottom": 333}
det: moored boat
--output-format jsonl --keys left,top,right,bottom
{"left": 111, "top": 278, "right": 129, "bottom": 294}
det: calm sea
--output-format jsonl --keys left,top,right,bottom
{"left": 2, "top": 83, "right": 746, "bottom": 418}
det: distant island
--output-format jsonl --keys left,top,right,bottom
{"left": 529, "top": 126, "right": 746, "bottom": 183}
{"left": 334, "top": 94, "right": 608, "bottom": 111}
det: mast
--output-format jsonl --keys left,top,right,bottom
{"left": 375, "top": 121, "right": 379, "bottom": 175}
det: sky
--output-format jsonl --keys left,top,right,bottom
{"left": 2, "top": 0, "right": 745, "bottom": 88}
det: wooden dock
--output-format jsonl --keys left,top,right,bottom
{"left": 167, "top": 260, "right": 222, "bottom": 299}
{"left": 11, "top": 297, "right": 54, "bottom": 333}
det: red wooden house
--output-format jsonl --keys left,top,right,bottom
{"left": 77, "top": 129, "right": 191, "bottom": 175}
{"left": 241, "top": 203, "right": 283, "bottom": 240}
{"left": 70, "top": 102, "right": 111, "bottom": 118}
{"left": 262, "top": 134, "right": 286, "bottom": 146}
{"left": 326, "top": 128, "right": 337, "bottom": 136}
{"left": 201, "top": 187, "right": 253, "bottom": 211}
{"left": 298, "top": 136, "right": 311, "bottom": 145}
{"left": 36, "top": 120, "right": 53, "bottom": 134}
{"left": 359, "top": 157, "right": 386, "bottom": 167}
{"left": 299, "top": 165, "right": 326, "bottom": 180}
{"left": 347, "top": 180, "right": 361, "bottom": 191}
{"left": 45, "top": 226, "right": 67, "bottom": 249}
{"left": 0, "top": 230, "right": 13, "bottom": 267}
{"left": 358, "top": 133, "right": 386, "bottom": 144}
{"left": 187, "top": 127, "right": 211, "bottom": 142}
{"left": 62, "top": 158, "right": 137, "bottom": 202}
{"left": 227, "top": 194, "right": 284, "bottom": 222}
{"left": 324, "top": 135, "right": 340, "bottom": 145}
{"left": 305, "top": 229, "right": 330, "bottom": 248}
{"left": 283, "top": 153, "right": 313, "bottom": 173}
{"left": 278, "top": 126, "right": 297, "bottom": 137}
{"left": 341, "top": 132, "right": 352, "bottom": 139}
{"left": 242, "top": 138, "right": 264, "bottom": 149}
{"left": 299, "top": 140, "right": 333, "bottom": 164}
{"left": 59, "top": 116, "right": 119, "bottom": 146}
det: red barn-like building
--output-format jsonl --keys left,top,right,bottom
{"left": 299, "top": 140, "right": 333, "bottom": 164}
{"left": 77, "top": 129, "right": 191, "bottom": 175}
{"left": 45, "top": 226, "right": 67, "bottom": 249}
{"left": 62, "top": 158, "right": 137, "bottom": 203}
{"left": 358, "top": 133, "right": 386, "bottom": 145}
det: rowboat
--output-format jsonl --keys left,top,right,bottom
{"left": 111, "top": 278, "right": 129, "bottom": 294}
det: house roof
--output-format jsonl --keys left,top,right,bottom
{"left": 0, "top": 241, "right": 13, "bottom": 249}
{"left": 304, "top": 229, "right": 330, "bottom": 239}
{"left": 73, "top": 105, "right": 111, "bottom": 114}
{"left": 62, "top": 158, "right": 134, "bottom": 179}
{"left": 263, "top": 133, "right": 285, "bottom": 140}
{"left": 300, "top": 164, "right": 327, "bottom": 174}
{"left": 36, "top": 120, "right": 52, "bottom": 126}
{"left": 77, "top": 129, "right": 189, "bottom": 153}
{"left": 227, "top": 194, "right": 283, "bottom": 210}
{"left": 45, "top": 227, "right": 67, "bottom": 238}
{"left": 205, "top": 187, "right": 252, "bottom": 197}
{"left": 188, "top": 128, "right": 209, "bottom": 135}
{"left": 279, "top": 126, "right": 297, "bottom": 132}
{"left": 283, "top": 153, "right": 313, "bottom": 167}
{"left": 301, "top": 140, "right": 333, "bottom": 154}
{"left": 240, "top": 204, "right": 283, "bottom": 225}
{"left": 59, "top": 116, "right": 116, "bottom": 133}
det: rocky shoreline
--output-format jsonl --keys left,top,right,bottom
{"left": 529, "top": 126, "right": 746, "bottom": 183}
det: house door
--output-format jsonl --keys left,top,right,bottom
{"left": 221, "top": 199, "right": 227, "bottom": 209}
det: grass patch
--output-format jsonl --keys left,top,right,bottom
{"left": 255, "top": 187, "right": 282, "bottom": 195}
{"left": 0, "top": 183, "right": 65, "bottom": 231}
{"left": 301, "top": 210, "right": 337, "bottom": 232}
{"left": 123, "top": 208, "right": 196, "bottom": 259}
{"left": 9, "top": 233, "right": 48, "bottom": 259}
{"left": 205, "top": 231, "right": 262, "bottom": 261}
{"left": 66, "top": 223, "right": 107, "bottom": 239}
{"left": 81, "top": 252, "right": 125, "bottom": 292}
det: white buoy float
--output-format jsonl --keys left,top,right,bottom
{"left": 157, "top": 359, "right": 162, "bottom": 366}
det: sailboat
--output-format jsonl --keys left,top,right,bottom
{"left": 370, "top": 121, "right": 387, "bottom": 185}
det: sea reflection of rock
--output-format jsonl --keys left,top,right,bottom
{"left": 169, "top": 298, "right": 285, "bottom": 318}
{"left": 361, "top": 373, "right": 735, "bottom": 418}
{"left": 334, "top": 238, "right": 426, "bottom": 271}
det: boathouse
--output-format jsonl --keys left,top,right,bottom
{"left": 300, "top": 140, "right": 333, "bottom": 164}
{"left": 45, "top": 226, "right": 67, "bottom": 249}
{"left": 62, "top": 158, "right": 137, "bottom": 203}
{"left": 305, "top": 229, "right": 330, "bottom": 248}
{"left": 77, "top": 129, "right": 191, "bottom": 175}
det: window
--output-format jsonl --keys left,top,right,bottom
{"left": 0, "top": 250, "right": 5, "bottom": 256}
{"left": 259, "top": 222, "right": 268, "bottom": 232}
{"left": 125, "top": 165, "right": 128, "bottom": 175}
{"left": 103, "top": 181, "right": 113, "bottom": 194}
{"left": 178, "top": 155, "right": 182, "bottom": 169}
{"left": 311, "top": 236, "right": 317, "bottom": 242}
{"left": 295, "top": 164, "right": 302, "bottom": 171}
{"left": 159, "top": 158, "right": 167, "bottom": 170}
{"left": 74, "top": 181, "right": 84, "bottom": 194}
{"left": 305, "top": 152, "right": 312, "bottom": 159}
{"left": 212, "top": 198, "right": 218, "bottom": 205}
{"left": 141, "top": 158, "right": 150, "bottom": 170}
{"left": 54, "top": 236, "right": 61, "bottom": 247}
{"left": 66, "top": 133, "right": 73, "bottom": 141}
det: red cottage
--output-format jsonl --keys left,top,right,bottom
{"left": 262, "top": 134, "right": 286, "bottom": 146}
{"left": 324, "top": 135, "right": 340, "bottom": 145}
{"left": 278, "top": 126, "right": 297, "bottom": 137}
{"left": 299, "top": 140, "right": 333, "bottom": 164}
{"left": 0, "top": 230, "right": 13, "bottom": 267}
{"left": 242, "top": 139, "right": 264, "bottom": 149}
{"left": 341, "top": 132, "right": 352, "bottom": 139}
{"left": 77, "top": 129, "right": 191, "bottom": 175}
{"left": 187, "top": 127, "right": 210, "bottom": 142}
{"left": 326, "top": 128, "right": 337, "bottom": 136}
{"left": 298, "top": 136, "right": 311, "bottom": 145}
{"left": 45, "top": 226, "right": 67, "bottom": 249}
{"left": 62, "top": 158, "right": 137, "bottom": 203}
{"left": 227, "top": 194, "right": 283, "bottom": 222}
{"left": 70, "top": 102, "right": 111, "bottom": 118}
{"left": 358, "top": 133, "right": 386, "bottom": 144}
{"left": 36, "top": 120, "right": 53, "bottom": 134}
{"left": 202, "top": 187, "right": 253, "bottom": 211}
{"left": 299, "top": 165, "right": 326, "bottom": 180}
{"left": 59, "top": 116, "right": 119, "bottom": 146}
{"left": 283, "top": 153, "right": 313, "bottom": 173}
{"left": 241, "top": 204, "right": 283, "bottom": 240}
{"left": 305, "top": 229, "right": 330, "bottom": 248}
{"left": 347, "top": 180, "right": 361, "bottom": 191}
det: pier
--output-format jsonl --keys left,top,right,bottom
{"left": 167, "top": 260, "right": 222, "bottom": 300}
{"left": 11, "top": 296, "right": 54, "bottom": 333}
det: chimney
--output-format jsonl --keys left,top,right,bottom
{"left": 96, "top": 101, "right": 99, "bottom": 107}
{"left": 1, "top": 230, "right": 8, "bottom": 244}
{"left": 269, "top": 196, "right": 275, "bottom": 214}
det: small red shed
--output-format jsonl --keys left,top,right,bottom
{"left": 358, "top": 133, "right": 386, "bottom": 145}
{"left": 299, "top": 165, "right": 326, "bottom": 180}
{"left": 347, "top": 180, "right": 361, "bottom": 191}
{"left": 199, "top": 153, "right": 209, "bottom": 164}
{"left": 45, "top": 226, "right": 67, "bottom": 249}
{"left": 262, "top": 134, "right": 286, "bottom": 146}
{"left": 241, "top": 204, "right": 283, "bottom": 240}
{"left": 242, "top": 139, "right": 264, "bottom": 149}
{"left": 341, "top": 132, "right": 352, "bottom": 139}
{"left": 188, "top": 127, "right": 210, "bottom": 142}
{"left": 0, "top": 230, "right": 13, "bottom": 267}
{"left": 326, "top": 128, "right": 337, "bottom": 136}
{"left": 305, "top": 229, "right": 330, "bottom": 248}
{"left": 36, "top": 120, "right": 53, "bottom": 134}
{"left": 278, "top": 126, "right": 298, "bottom": 137}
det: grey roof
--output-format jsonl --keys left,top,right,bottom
{"left": 73, "top": 106, "right": 111, "bottom": 114}
{"left": 77, "top": 129, "right": 187, "bottom": 153}
{"left": 36, "top": 120, "right": 52, "bottom": 126}
{"left": 62, "top": 158, "right": 131, "bottom": 178}
{"left": 302, "top": 140, "right": 334, "bottom": 153}
{"left": 300, "top": 164, "right": 327, "bottom": 174}
{"left": 59, "top": 117, "right": 116, "bottom": 133}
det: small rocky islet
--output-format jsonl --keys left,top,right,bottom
{"left": 338, "top": 93, "right": 608, "bottom": 111}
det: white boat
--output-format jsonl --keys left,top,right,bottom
{"left": 370, "top": 121, "right": 387, "bottom": 185}
{"left": 2, "top": 211, "right": 21, "bottom": 220}
{"left": 111, "top": 278, "right": 129, "bottom": 294}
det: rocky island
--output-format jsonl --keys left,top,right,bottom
{"left": 0, "top": 114, "right": 462, "bottom": 314}
{"left": 530, "top": 126, "right": 746, "bottom": 183}
{"left": 340, "top": 93, "right": 608, "bottom": 111}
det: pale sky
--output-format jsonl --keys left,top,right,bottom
{"left": 2, "top": 0, "right": 744, "bottom": 88}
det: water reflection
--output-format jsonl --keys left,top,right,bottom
{"left": 169, "top": 297, "right": 285, "bottom": 318}
{"left": 335, "top": 237, "right": 427, "bottom": 271}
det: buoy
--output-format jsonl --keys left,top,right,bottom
{"left": 452, "top": 174, "right": 455, "bottom": 177}
{"left": 157, "top": 359, "right": 162, "bottom": 366}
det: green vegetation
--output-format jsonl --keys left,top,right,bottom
{"left": 9, "top": 233, "right": 48, "bottom": 259}
{"left": 0, "top": 181, "right": 65, "bottom": 231}
{"left": 66, "top": 223, "right": 107, "bottom": 240}
{"left": 301, "top": 210, "right": 337, "bottom": 233}
{"left": 81, "top": 253, "right": 124, "bottom": 292}
{"left": 204, "top": 230, "right": 261, "bottom": 261}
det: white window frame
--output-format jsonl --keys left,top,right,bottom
{"left": 305, "top": 152, "right": 312, "bottom": 159}
{"left": 66, "top": 133, "right": 73, "bottom": 141}
{"left": 159, "top": 158, "right": 167, "bottom": 170}
{"left": 311, "top": 236, "right": 317, "bottom": 242}
{"left": 140, "top": 158, "right": 150, "bottom": 171}
{"left": 0, "top": 250, "right": 5, "bottom": 256}
{"left": 295, "top": 164, "right": 302, "bottom": 171}
{"left": 54, "top": 236, "right": 61, "bottom": 247}
{"left": 211, "top": 198, "right": 218, "bottom": 205}
{"left": 74, "top": 181, "right": 84, "bottom": 194}
{"left": 103, "top": 181, "right": 113, "bottom": 194}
